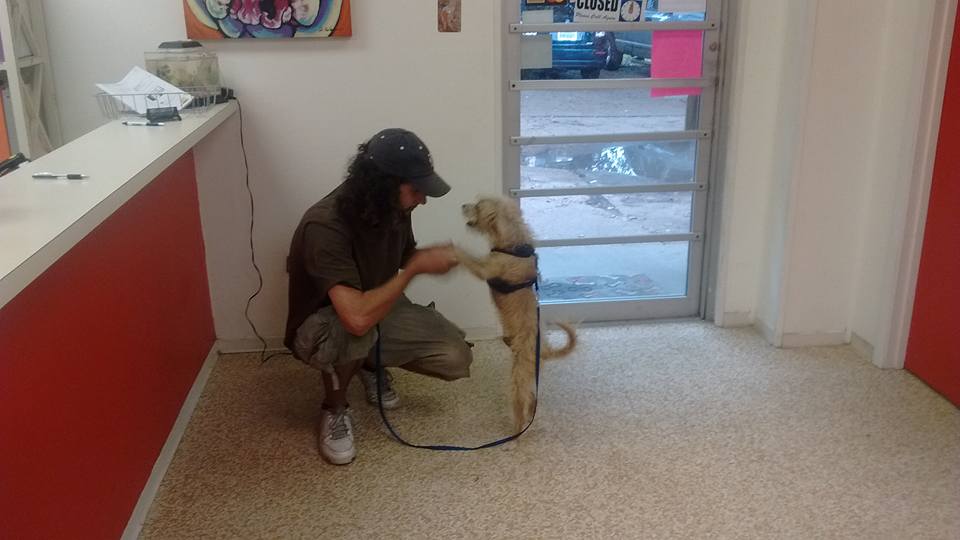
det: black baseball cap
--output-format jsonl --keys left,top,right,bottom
{"left": 365, "top": 128, "right": 451, "bottom": 197}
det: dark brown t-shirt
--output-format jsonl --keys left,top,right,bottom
{"left": 284, "top": 186, "right": 416, "bottom": 351}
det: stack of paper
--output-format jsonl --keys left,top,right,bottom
{"left": 96, "top": 66, "right": 193, "bottom": 115}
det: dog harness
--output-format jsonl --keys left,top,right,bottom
{"left": 492, "top": 244, "right": 536, "bottom": 258}
{"left": 487, "top": 244, "right": 538, "bottom": 294}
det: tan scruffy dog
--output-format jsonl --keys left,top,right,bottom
{"left": 456, "top": 197, "right": 577, "bottom": 432}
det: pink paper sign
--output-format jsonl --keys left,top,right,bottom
{"left": 650, "top": 30, "right": 704, "bottom": 97}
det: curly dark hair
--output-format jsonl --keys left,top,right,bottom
{"left": 336, "top": 142, "right": 403, "bottom": 227}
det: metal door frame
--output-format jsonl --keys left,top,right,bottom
{"left": 501, "top": 0, "right": 724, "bottom": 323}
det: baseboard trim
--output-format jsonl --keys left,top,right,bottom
{"left": 850, "top": 331, "right": 875, "bottom": 361}
{"left": 121, "top": 343, "right": 219, "bottom": 540}
{"left": 217, "top": 337, "right": 286, "bottom": 354}
{"left": 756, "top": 320, "right": 779, "bottom": 347}
{"left": 718, "top": 311, "right": 753, "bottom": 328}
{"left": 780, "top": 331, "right": 849, "bottom": 348}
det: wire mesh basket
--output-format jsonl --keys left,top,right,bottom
{"left": 96, "top": 86, "right": 221, "bottom": 120}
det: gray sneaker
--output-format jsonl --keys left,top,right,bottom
{"left": 358, "top": 368, "right": 401, "bottom": 409}
{"left": 318, "top": 408, "right": 356, "bottom": 465}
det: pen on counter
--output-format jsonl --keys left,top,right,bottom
{"left": 32, "top": 172, "right": 89, "bottom": 180}
{"left": 122, "top": 121, "right": 164, "bottom": 127}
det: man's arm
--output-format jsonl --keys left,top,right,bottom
{"left": 329, "top": 245, "right": 458, "bottom": 336}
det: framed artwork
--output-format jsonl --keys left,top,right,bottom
{"left": 438, "top": 0, "right": 462, "bottom": 33}
{"left": 183, "top": 0, "right": 352, "bottom": 39}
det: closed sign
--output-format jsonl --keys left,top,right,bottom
{"left": 574, "top": 0, "right": 621, "bottom": 22}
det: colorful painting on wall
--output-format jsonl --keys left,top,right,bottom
{"left": 183, "top": 0, "right": 352, "bottom": 39}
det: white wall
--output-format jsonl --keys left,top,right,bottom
{"left": 42, "top": 1, "right": 187, "bottom": 142}
{"left": 847, "top": 1, "right": 937, "bottom": 363}
{"left": 712, "top": 0, "right": 784, "bottom": 328}
{"left": 755, "top": 0, "right": 818, "bottom": 345}
{"left": 714, "top": 0, "right": 817, "bottom": 340}
{"left": 44, "top": 0, "right": 501, "bottom": 340}
{"left": 777, "top": 0, "right": 886, "bottom": 342}
{"left": 715, "top": 0, "right": 945, "bottom": 359}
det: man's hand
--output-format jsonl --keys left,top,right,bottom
{"left": 407, "top": 245, "right": 459, "bottom": 276}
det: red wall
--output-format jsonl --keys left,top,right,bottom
{"left": 905, "top": 11, "right": 960, "bottom": 407}
{"left": 0, "top": 151, "right": 216, "bottom": 539}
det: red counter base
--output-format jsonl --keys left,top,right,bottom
{"left": 0, "top": 151, "right": 216, "bottom": 539}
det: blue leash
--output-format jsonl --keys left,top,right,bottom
{"left": 374, "top": 303, "right": 542, "bottom": 451}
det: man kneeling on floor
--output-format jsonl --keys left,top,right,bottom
{"left": 284, "top": 128, "right": 473, "bottom": 465}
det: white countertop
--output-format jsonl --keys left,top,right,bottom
{"left": 0, "top": 101, "right": 237, "bottom": 310}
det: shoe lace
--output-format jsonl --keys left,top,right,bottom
{"left": 328, "top": 411, "right": 351, "bottom": 440}
{"left": 367, "top": 369, "right": 394, "bottom": 394}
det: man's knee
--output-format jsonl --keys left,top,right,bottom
{"left": 430, "top": 339, "right": 474, "bottom": 381}
{"left": 293, "top": 307, "right": 376, "bottom": 370}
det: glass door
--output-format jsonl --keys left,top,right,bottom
{"left": 503, "top": 0, "right": 722, "bottom": 322}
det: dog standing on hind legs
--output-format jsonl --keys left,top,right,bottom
{"left": 456, "top": 197, "right": 577, "bottom": 432}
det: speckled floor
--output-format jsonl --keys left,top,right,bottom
{"left": 141, "top": 322, "right": 960, "bottom": 539}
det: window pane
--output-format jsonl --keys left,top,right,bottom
{"left": 522, "top": 192, "right": 693, "bottom": 240}
{"left": 521, "top": 141, "right": 697, "bottom": 189}
{"left": 519, "top": 30, "right": 703, "bottom": 81}
{"left": 521, "top": 89, "right": 698, "bottom": 137}
{"left": 519, "top": 2, "right": 707, "bottom": 24}
{"left": 538, "top": 242, "right": 690, "bottom": 302}
{"left": 520, "top": 31, "right": 630, "bottom": 80}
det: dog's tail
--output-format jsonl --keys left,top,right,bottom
{"left": 540, "top": 322, "right": 577, "bottom": 359}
